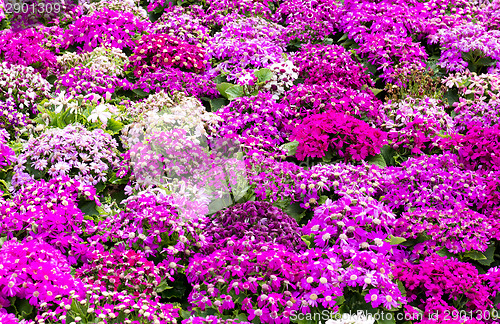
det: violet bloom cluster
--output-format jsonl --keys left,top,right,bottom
{"left": 291, "top": 111, "right": 387, "bottom": 162}
{"left": 0, "top": 239, "right": 85, "bottom": 308}
{"left": 60, "top": 8, "right": 152, "bottom": 52}
{"left": 203, "top": 201, "right": 305, "bottom": 253}
{"left": 14, "top": 124, "right": 120, "bottom": 186}
{"left": 0, "top": 176, "right": 99, "bottom": 264}
{"left": 303, "top": 195, "right": 405, "bottom": 310}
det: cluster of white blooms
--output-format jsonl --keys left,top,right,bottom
{"left": 57, "top": 46, "right": 129, "bottom": 77}
{"left": 0, "top": 62, "right": 51, "bottom": 112}
{"left": 121, "top": 91, "right": 222, "bottom": 148}
{"left": 262, "top": 60, "right": 299, "bottom": 99}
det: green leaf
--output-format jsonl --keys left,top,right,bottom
{"left": 155, "top": 280, "right": 173, "bottom": 293}
{"left": 301, "top": 234, "right": 314, "bottom": 249}
{"left": 366, "top": 153, "right": 387, "bottom": 168}
{"left": 236, "top": 313, "right": 248, "bottom": 322}
{"left": 380, "top": 145, "right": 396, "bottom": 166}
{"left": 209, "top": 98, "right": 228, "bottom": 112}
{"left": 15, "top": 298, "right": 34, "bottom": 317}
{"left": 280, "top": 140, "right": 299, "bottom": 157}
{"left": 368, "top": 87, "right": 383, "bottom": 96}
{"left": 46, "top": 74, "right": 57, "bottom": 85}
{"left": 385, "top": 235, "right": 407, "bottom": 245}
{"left": 436, "top": 247, "right": 454, "bottom": 258}
{"left": 254, "top": 68, "right": 273, "bottom": 83}
{"left": 285, "top": 202, "right": 306, "bottom": 223}
{"left": 478, "top": 244, "right": 496, "bottom": 266}
{"left": 225, "top": 85, "right": 245, "bottom": 100}
{"left": 397, "top": 280, "right": 407, "bottom": 296}
{"left": 107, "top": 118, "right": 124, "bottom": 134}
{"left": 131, "top": 88, "right": 150, "bottom": 98}
{"left": 180, "top": 310, "right": 192, "bottom": 319}
{"left": 464, "top": 250, "right": 487, "bottom": 261}
{"left": 338, "top": 33, "right": 349, "bottom": 42}
{"left": 216, "top": 82, "right": 235, "bottom": 99}
{"left": 444, "top": 88, "right": 459, "bottom": 107}
{"left": 376, "top": 312, "right": 396, "bottom": 324}
{"left": 322, "top": 150, "right": 334, "bottom": 163}
{"left": 476, "top": 57, "right": 497, "bottom": 67}
{"left": 78, "top": 200, "right": 99, "bottom": 217}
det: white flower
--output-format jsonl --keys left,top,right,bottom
{"left": 88, "top": 104, "right": 112, "bottom": 124}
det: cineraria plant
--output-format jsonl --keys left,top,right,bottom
{"left": 395, "top": 204, "right": 500, "bottom": 257}
{"left": 378, "top": 153, "right": 499, "bottom": 215}
{"left": 0, "top": 99, "right": 27, "bottom": 136}
{"left": 55, "top": 65, "right": 133, "bottom": 97}
{"left": 36, "top": 284, "right": 180, "bottom": 324}
{"left": 91, "top": 190, "right": 207, "bottom": 262}
{"left": 378, "top": 96, "right": 455, "bottom": 156}
{"left": 82, "top": 0, "right": 149, "bottom": 20}
{"left": 207, "top": 37, "right": 285, "bottom": 81}
{"left": 0, "top": 62, "right": 51, "bottom": 114}
{"left": 203, "top": 200, "right": 306, "bottom": 253}
{"left": 213, "top": 93, "right": 295, "bottom": 156}
{"left": 441, "top": 124, "right": 500, "bottom": 172}
{"left": 261, "top": 61, "right": 299, "bottom": 100}
{"left": 293, "top": 44, "right": 372, "bottom": 89}
{"left": 56, "top": 46, "right": 129, "bottom": 77}
{"left": 135, "top": 67, "right": 219, "bottom": 99}
{"left": 281, "top": 82, "right": 383, "bottom": 127}
{"left": 394, "top": 254, "right": 493, "bottom": 318}
{"left": 291, "top": 111, "right": 387, "bottom": 162}
{"left": 273, "top": 0, "right": 340, "bottom": 43}
{"left": 0, "top": 239, "right": 85, "bottom": 309}
{"left": 187, "top": 237, "right": 306, "bottom": 323}
{"left": 13, "top": 123, "right": 120, "bottom": 187}
{"left": 0, "top": 176, "right": 99, "bottom": 264}
{"left": 75, "top": 248, "right": 174, "bottom": 297}
{"left": 0, "top": 129, "right": 16, "bottom": 173}
{"left": 60, "top": 8, "right": 152, "bottom": 52}
{"left": 126, "top": 34, "right": 208, "bottom": 78}
{"left": 0, "top": 28, "right": 57, "bottom": 77}
{"left": 153, "top": 6, "right": 210, "bottom": 45}
{"left": 302, "top": 195, "right": 405, "bottom": 311}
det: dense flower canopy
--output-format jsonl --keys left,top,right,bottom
{"left": 1, "top": 0, "right": 500, "bottom": 323}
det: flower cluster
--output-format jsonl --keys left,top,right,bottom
{"left": 93, "top": 190, "right": 207, "bottom": 262}
{"left": 261, "top": 61, "right": 299, "bottom": 100}
{"left": 36, "top": 284, "right": 180, "bottom": 324}
{"left": 0, "top": 129, "right": 16, "bottom": 170}
{"left": 60, "top": 8, "right": 152, "bottom": 52}
{"left": 0, "top": 99, "right": 27, "bottom": 135}
{"left": 153, "top": 6, "right": 210, "bottom": 45}
{"left": 379, "top": 97, "right": 455, "bottom": 155}
{"left": 0, "top": 176, "right": 99, "bottom": 263}
{"left": 126, "top": 34, "right": 208, "bottom": 78}
{"left": 135, "top": 67, "right": 219, "bottom": 99}
{"left": 214, "top": 93, "right": 295, "bottom": 156}
{"left": 303, "top": 195, "right": 405, "bottom": 310}
{"left": 56, "top": 46, "right": 129, "bottom": 76}
{"left": 187, "top": 238, "right": 306, "bottom": 323}
{"left": 394, "top": 254, "right": 493, "bottom": 317}
{"left": 203, "top": 201, "right": 305, "bottom": 253}
{"left": 291, "top": 111, "right": 387, "bottom": 162}
{"left": 293, "top": 44, "right": 372, "bottom": 88}
{"left": 281, "top": 82, "right": 383, "bottom": 125}
{"left": 14, "top": 124, "right": 120, "bottom": 186}
{"left": 55, "top": 65, "right": 133, "bottom": 96}
{"left": 0, "top": 62, "right": 51, "bottom": 114}
{"left": 395, "top": 205, "right": 500, "bottom": 255}
{"left": 0, "top": 239, "right": 84, "bottom": 308}
{"left": 0, "top": 29, "right": 57, "bottom": 77}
